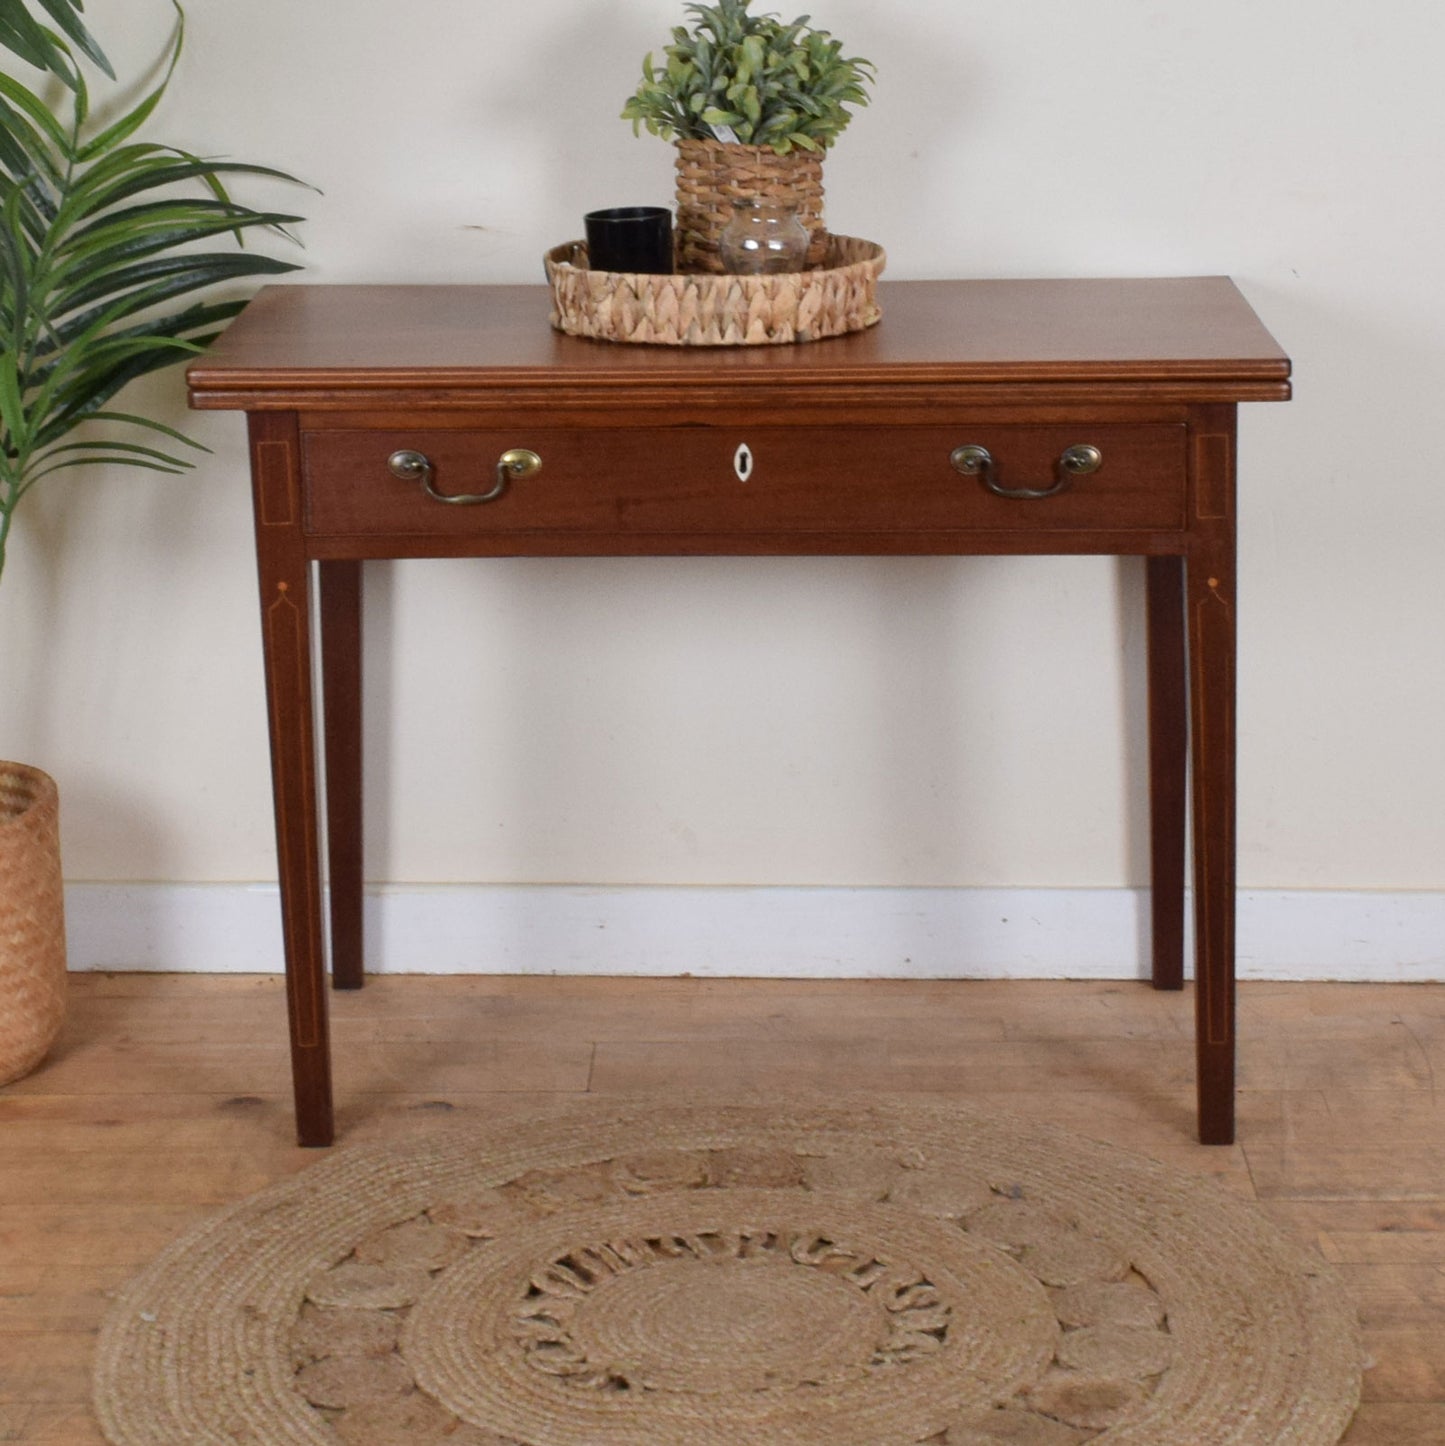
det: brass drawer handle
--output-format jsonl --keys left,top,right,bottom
{"left": 387, "top": 447, "right": 541, "bottom": 505}
{"left": 951, "top": 443, "right": 1102, "bottom": 500}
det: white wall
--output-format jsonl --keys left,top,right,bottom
{"left": 3, "top": 1, "right": 1442, "bottom": 969}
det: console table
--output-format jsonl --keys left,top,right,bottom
{"left": 188, "top": 278, "right": 1289, "bottom": 1147}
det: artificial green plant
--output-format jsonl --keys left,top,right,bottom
{"left": 621, "top": 0, "right": 874, "bottom": 155}
{"left": 0, "top": 0, "right": 304, "bottom": 590}
{"left": 0, "top": 0, "right": 110, "bottom": 89}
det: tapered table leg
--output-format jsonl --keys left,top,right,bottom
{"left": 1146, "top": 556, "right": 1187, "bottom": 991}
{"left": 320, "top": 560, "right": 364, "bottom": 991}
{"left": 1187, "top": 411, "right": 1238, "bottom": 1146}
{"left": 248, "top": 414, "right": 333, "bottom": 1147}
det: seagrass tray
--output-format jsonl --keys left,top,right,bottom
{"left": 545, "top": 234, "right": 884, "bottom": 347}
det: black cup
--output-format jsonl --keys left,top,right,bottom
{"left": 584, "top": 206, "right": 674, "bottom": 275}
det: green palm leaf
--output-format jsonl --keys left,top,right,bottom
{"left": 0, "top": 68, "right": 74, "bottom": 151}
{"left": 0, "top": 0, "right": 306, "bottom": 593}
{"left": 45, "top": 252, "right": 298, "bottom": 337}
{"left": 0, "top": 0, "right": 111, "bottom": 83}
{"left": 58, "top": 153, "right": 302, "bottom": 228}
{"left": 72, "top": 10, "right": 181, "bottom": 161}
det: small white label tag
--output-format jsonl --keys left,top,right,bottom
{"left": 711, "top": 123, "right": 741, "bottom": 145}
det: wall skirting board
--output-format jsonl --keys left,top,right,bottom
{"left": 63, "top": 884, "right": 1445, "bottom": 982}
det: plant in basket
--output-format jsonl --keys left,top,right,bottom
{"left": 621, "top": 0, "right": 874, "bottom": 272}
{"left": 0, "top": 0, "right": 304, "bottom": 1083}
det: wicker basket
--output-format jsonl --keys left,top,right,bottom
{"left": 0, "top": 761, "right": 66, "bottom": 1086}
{"left": 674, "top": 137, "right": 827, "bottom": 274}
{"left": 546, "top": 234, "right": 884, "bottom": 347}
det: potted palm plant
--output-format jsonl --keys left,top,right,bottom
{"left": 621, "top": 0, "right": 874, "bottom": 272}
{"left": 0, "top": 0, "right": 303, "bottom": 1083}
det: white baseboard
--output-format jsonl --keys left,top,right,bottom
{"left": 63, "top": 883, "right": 1445, "bottom": 982}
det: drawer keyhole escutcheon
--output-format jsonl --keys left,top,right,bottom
{"left": 950, "top": 442, "right": 1103, "bottom": 500}
{"left": 388, "top": 447, "right": 542, "bottom": 505}
{"left": 734, "top": 443, "right": 754, "bottom": 483}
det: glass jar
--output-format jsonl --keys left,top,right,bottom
{"left": 719, "top": 201, "right": 810, "bottom": 275}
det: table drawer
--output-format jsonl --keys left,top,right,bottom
{"left": 301, "top": 423, "right": 1188, "bottom": 538}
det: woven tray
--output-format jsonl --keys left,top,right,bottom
{"left": 545, "top": 234, "right": 884, "bottom": 347}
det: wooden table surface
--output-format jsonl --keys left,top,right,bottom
{"left": 189, "top": 277, "right": 1290, "bottom": 406}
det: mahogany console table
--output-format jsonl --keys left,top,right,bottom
{"left": 188, "top": 278, "right": 1289, "bottom": 1147}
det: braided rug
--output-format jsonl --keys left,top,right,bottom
{"left": 93, "top": 1096, "right": 1361, "bottom": 1445}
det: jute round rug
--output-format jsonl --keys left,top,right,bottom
{"left": 93, "top": 1097, "right": 1361, "bottom": 1445}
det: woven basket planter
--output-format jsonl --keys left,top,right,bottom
{"left": 674, "top": 137, "right": 827, "bottom": 274}
{"left": 546, "top": 234, "right": 884, "bottom": 347}
{"left": 0, "top": 762, "right": 66, "bottom": 1086}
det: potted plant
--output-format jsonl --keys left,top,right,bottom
{"left": 621, "top": 0, "right": 874, "bottom": 272}
{"left": 0, "top": 0, "right": 303, "bottom": 1083}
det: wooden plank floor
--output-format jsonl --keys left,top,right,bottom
{"left": 3, "top": 973, "right": 1444, "bottom": 1443}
